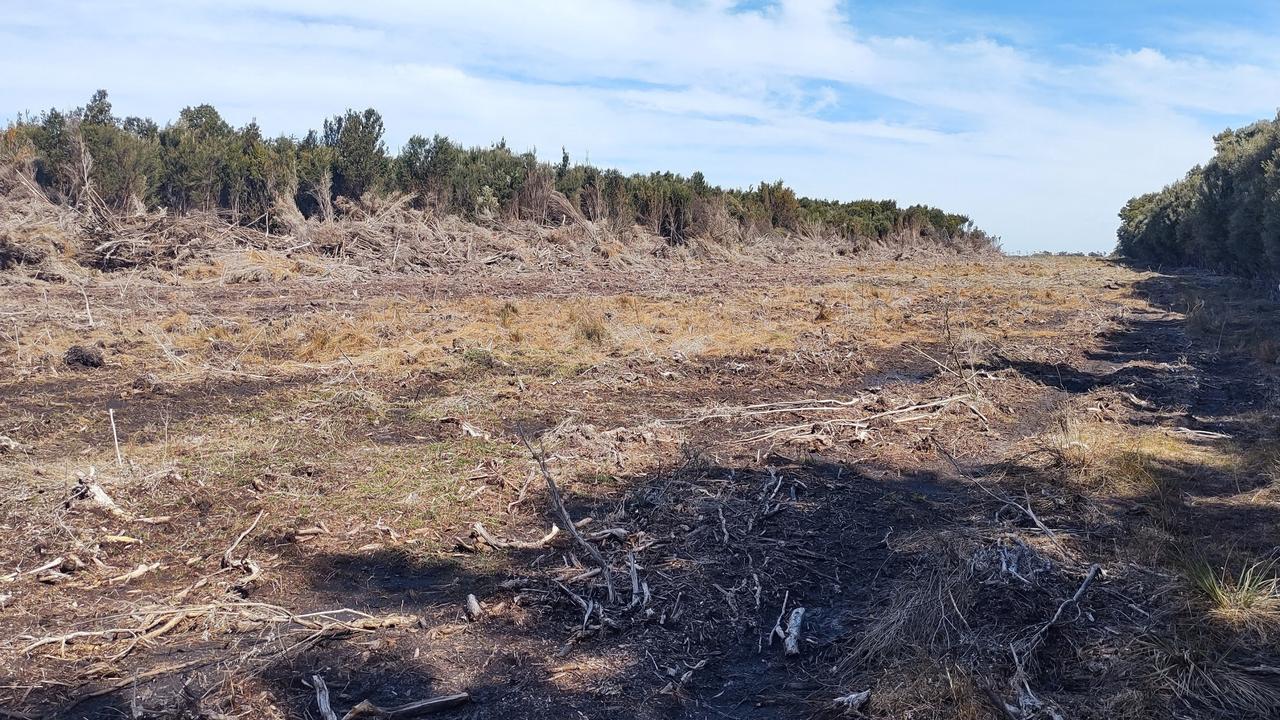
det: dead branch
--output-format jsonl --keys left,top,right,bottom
{"left": 931, "top": 437, "right": 1065, "bottom": 554}
{"left": 340, "top": 693, "right": 470, "bottom": 719}
{"left": 222, "top": 510, "right": 264, "bottom": 568}
{"left": 627, "top": 552, "right": 642, "bottom": 609}
{"left": 769, "top": 590, "right": 790, "bottom": 647}
{"left": 783, "top": 607, "right": 806, "bottom": 655}
{"left": 108, "top": 562, "right": 161, "bottom": 585}
{"left": 1002, "top": 564, "right": 1102, "bottom": 719}
{"left": 312, "top": 675, "right": 339, "bottom": 720}
{"left": 521, "top": 434, "right": 616, "bottom": 603}
{"left": 832, "top": 689, "right": 870, "bottom": 712}
{"left": 472, "top": 521, "right": 560, "bottom": 550}
{"left": 742, "top": 394, "right": 973, "bottom": 445}
{"left": 1020, "top": 563, "right": 1101, "bottom": 659}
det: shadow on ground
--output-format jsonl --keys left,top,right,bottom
{"left": 18, "top": 266, "right": 1280, "bottom": 720}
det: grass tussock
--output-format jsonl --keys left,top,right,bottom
{"left": 496, "top": 301, "right": 519, "bottom": 327}
{"left": 840, "top": 555, "right": 973, "bottom": 670}
{"left": 295, "top": 322, "right": 378, "bottom": 362}
{"left": 1043, "top": 415, "right": 1103, "bottom": 470}
{"left": 1147, "top": 637, "right": 1280, "bottom": 718}
{"left": 1044, "top": 419, "right": 1225, "bottom": 496}
{"left": 1185, "top": 557, "right": 1280, "bottom": 636}
{"left": 852, "top": 661, "right": 989, "bottom": 720}
{"left": 1181, "top": 290, "right": 1280, "bottom": 364}
{"left": 569, "top": 307, "right": 609, "bottom": 345}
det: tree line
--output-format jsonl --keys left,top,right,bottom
{"left": 6, "top": 90, "right": 993, "bottom": 249}
{"left": 1117, "top": 114, "right": 1280, "bottom": 279}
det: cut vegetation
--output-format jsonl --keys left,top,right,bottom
{"left": 2, "top": 97, "right": 1279, "bottom": 720}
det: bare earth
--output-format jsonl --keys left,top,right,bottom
{"left": 2, "top": 255, "right": 1279, "bottom": 719}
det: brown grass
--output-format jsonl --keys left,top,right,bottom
{"left": 1185, "top": 557, "right": 1280, "bottom": 637}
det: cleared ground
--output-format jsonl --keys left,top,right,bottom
{"left": 2, "top": 255, "right": 1279, "bottom": 719}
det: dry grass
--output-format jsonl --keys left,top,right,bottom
{"left": 853, "top": 660, "right": 990, "bottom": 720}
{"left": 1147, "top": 637, "right": 1280, "bottom": 718}
{"left": 840, "top": 550, "right": 974, "bottom": 670}
{"left": 1042, "top": 414, "right": 1104, "bottom": 470}
{"left": 1042, "top": 419, "right": 1232, "bottom": 514}
{"left": 1181, "top": 289, "right": 1280, "bottom": 365}
{"left": 1185, "top": 557, "right": 1280, "bottom": 637}
{"left": 2, "top": 254, "right": 1141, "bottom": 395}
{"left": 0, "top": 250, "right": 1209, "bottom": 719}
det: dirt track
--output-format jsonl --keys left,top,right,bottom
{"left": 2, "top": 257, "right": 1279, "bottom": 719}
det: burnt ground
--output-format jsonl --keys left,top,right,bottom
{"left": 2, "top": 257, "right": 1279, "bottom": 719}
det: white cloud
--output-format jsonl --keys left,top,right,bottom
{"left": 2, "top": 0, "right": 1276, "bottom": 252}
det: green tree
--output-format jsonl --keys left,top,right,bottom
{"left": 323, "top": 108, "right": 388, "bottom": 200}
{"left": 158, "top": 104, "right": 234, "bottom": 211}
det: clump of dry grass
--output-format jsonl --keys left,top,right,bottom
{"left": 842, "top": 660, "right": 988, "bottom": 720}
{"left": 316, "top": 387, "right": 389, "bottom": 418}
{"left": 1042, "top": 420, "right": 1208, "bottom": 495}
{"left": 1042, "top": 415, "right": 1105, "bottom": 471}
{"left": 496, "top": 301, "right": 519, "bottom": 327}
{"left": 294, "top": 322, "right": 377, "bottom": 362}
{"left": 840, "top": 551, "right": 974, "bottom": 670}
{"left": 1146, "top": 637, "right": 1280, "bottom": 717}
{"left": 1185, "top": 557, "right": 1280, "bottom": 637}
{"left": 569, "top": 307, "right": 609, "bottom": 345}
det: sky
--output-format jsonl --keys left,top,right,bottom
{"left": 3, "top": 1, "right": 1280, "bottom": 253}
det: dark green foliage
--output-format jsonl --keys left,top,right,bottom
{"left": 17, "top": 90, "right": 161, "bottom": 211}
{"left": 25, "top": 108, "right": 78, "bottom": 197}
{"left": 323, "top": 108, "right": 388, "bottom": 200}
{"left": 8, "top": 91, "right": 994, "bottom": 251}
{"left": 157, "top": 104, "right": 235, "bottom": 212}
{"left": 1117, "top": 116, "right": 1280, "bottom": 280}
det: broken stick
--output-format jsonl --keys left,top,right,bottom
{"left": 222, "top": 509, "right": 264, "bottom": 568}
{"left": 783, "top": 607, "right": 806, "bottom": 655}
{"left": 521, "top": 434, "right": 616, "bottom": 603}
{"left": 312, "top": 675, "right": 339, "bottom": 720}
{"left": 340, "top": 693, "right": 470, "bottom": 719}
{"left": 472, "top": 521, "right": 560, "bottom": 550}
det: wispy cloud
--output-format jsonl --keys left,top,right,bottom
{"left": 2, "top": 0, "right": 1277, "bottom": 251}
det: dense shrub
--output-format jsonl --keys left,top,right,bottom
{"left": 8, "top": 91, "right": 996, "bottom": 251}
{"left": 1117, "top": 115, "right": 1280, "bottom": 279}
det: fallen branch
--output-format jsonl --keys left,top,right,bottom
{"left": 1003, "top": 564, "right": 1102, "bottom": 718}
{"left": 783, "top": 607, "right": 805, "bottom": 656}
{"left": 472, "top": 521, "right": 560, "bottom": 550}
{"left": 1021, "top": 564, "right": 1101, "bottom": 658}
{"left": 932, "top": 438, "right": 1065, "bottom": 554}
{"left": 769, "top": 590, "right": 790, "bottom": 647}
{"left": 313, "top": 675, "right": 339, "bottom": 720}
{"left": 832, "top": 689, "right": 870, "bottom": 712}
{"left": 108, "top": 408, "right": 123, "bottom": 467}
{"left": 627, "top": 552, "right": 642, "bottom": 609}
{"left": 671, "top": 396, "right": 873, "bottom": 424}
{"left": 223, "top": 509, "right": 264, "bottom": 568}
{"left": 521, "top": 434, "right": 616, "bottom": 603}
{"left": 340, "top": 693, "right": 470, "bottom": 719}
{"left": 742, "top": 394, "right": 973, "bottom": 445}
{"left": 108, "top": 562, "right": 161, "bottom": 585}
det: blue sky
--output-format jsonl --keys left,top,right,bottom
{"left": 4, "top": 1, "right": 1279, "bottom": 252}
